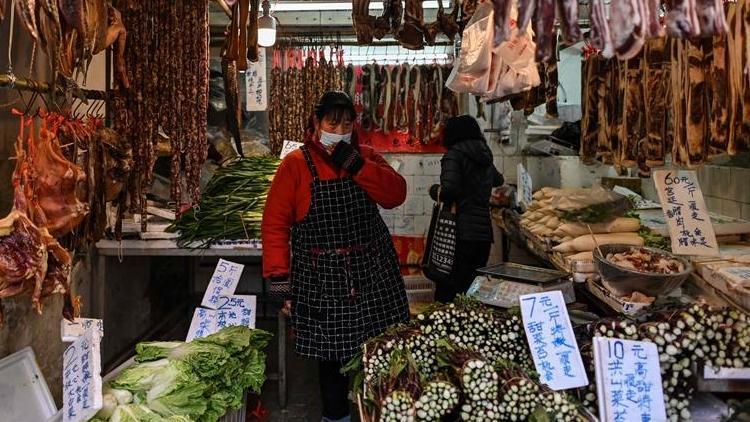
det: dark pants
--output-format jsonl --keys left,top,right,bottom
{"left": 435, "top": 240, "right": 491, "bottom": 303}
{"left": 319, "top": 360, "right": 350, "bottom": 420}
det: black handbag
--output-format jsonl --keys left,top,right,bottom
{"left": 422, "top": 191, "right": 458, "bottom": 283}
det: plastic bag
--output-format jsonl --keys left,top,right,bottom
{"left": 549, "top": 186, "right": 632, "bottom": 223}
{"left": 445, "top": 1, "right": 495, "bottom": 95}
{"left": 482, "top": 4, "right": 540, "bottom": 101}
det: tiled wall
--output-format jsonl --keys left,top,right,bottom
{"left": 696, "top": 164, "right": 750, "bottom": 220}
{"left": 380, "top": 137, "right": 522, "bottom": 237}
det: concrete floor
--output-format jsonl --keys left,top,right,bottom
{"left": 257, "top": 316, "right": 324, "bottom": 422}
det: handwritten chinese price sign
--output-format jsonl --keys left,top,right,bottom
{"left": 186, "top": 308, "right": 217, "bottom": 342}
{"left": 61, "top": 318, "right": 104, "bottom": 343}
{"left": 214, "top": 295, "right": 257, "bottom": 330}
{"left": 520, "top": 291, "right": 588, "bottom": 390}
{"left": 593, "top": 337, "right": 667, "bottom": 422}
{"left": 245, "top": 48, "right": 267, "bottom": 111}
{"left": 517, "top": 163, "right": 533, "bottom": 206}
{"left": 280, "top": 140, "right": 304, "bottom": 160}
{"left": 653, "top": 170, "right": 719, "bottom": 256}
{"left": 63, "top": 330, "right": 102, "bottom": 422}
{"left": 201, "top": 259, "right": 245, "bottom": 309}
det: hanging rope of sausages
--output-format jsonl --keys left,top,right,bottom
{"left": 112, "top": 0, "right": 209, "bottom": 226}
{"left": 268, "top": 45, "right": 346, "bottom": 155}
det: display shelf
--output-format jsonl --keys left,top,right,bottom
{"left": 95, "top": 239, "right": 263, "bottom": 256}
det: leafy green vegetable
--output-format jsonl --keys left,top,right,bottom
{"left": 146, "top": 362, "right": 208, "bottom": 418}
{"left": 111, "top": 360, "right": 171, "bottom": 392}
{"left": 110, "top": 404, "right": 164, "bottom": 422}
{"left": 638, "top": 227, "right": 672, "bottom": 252}
{"left": 135, "top": 342, "right": 183, "bottom": 362}
{"left": 95, "top": 326, "right": 272, "bottom": 422}
{"left": 168, "top": 157, "right": 280, "bottom": 248}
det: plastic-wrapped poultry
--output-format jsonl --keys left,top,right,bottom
{"left": 482, "top": 4, "right": 540, "bottom": 101}
{"left": 445, "top": 1, "right": 495, "bottom": 95}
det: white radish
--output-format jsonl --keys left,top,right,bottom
{"left": 552, "top": 232, "right": 644, "bottom": 253}
{"left": 557, "top": 217, "right": 641, "bottom": 237}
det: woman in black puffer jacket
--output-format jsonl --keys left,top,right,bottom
{"left": 429, "top": 115, "right": 504, "bottom": 302}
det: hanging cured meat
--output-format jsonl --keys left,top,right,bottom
{"left": 0, "top": 115, "right": 76, "bottom": 325}
{"left": 30, "top": 118, "right": 89, "bottom": 238}
{"left": 112, "top": 0, "right": 209, "bottom": 222}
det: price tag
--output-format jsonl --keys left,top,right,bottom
{"left": 214, "top": 295, "right": 257, "bottom": 330}
{"left": 520, "top": 291, "right": 588, "bottom": 390}
{"left": 653, "top": 170, "right": 719, "bottom": 256}
{"left": 280, "top": 140, "right": 304, "bottom": 160}
{"left": 593, "top": 337, "right": 667, "bottom": 422}
{"left": 63, "top": 329, "right": 102, "bottom": 422}
{"left": 201, "top": 259, "right": 244, "bottom": 309}
{"left": 245, "top": 48, "right": 267, "bottom": 111}
{"left": 186, "top": 308, "right": 217, "bottom": 342}
{"left": 61, "top": 318, "right": 104, "bottom": 343}
{"left": 518, "top": 163, "right": 533, "bottom": 206}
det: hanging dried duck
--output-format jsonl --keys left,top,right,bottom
{"left": 0, "top": 113, "right": 78, "bottom": 325}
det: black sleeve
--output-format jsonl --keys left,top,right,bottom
{"left": 440, "top": 150, "right": 464, "bottom": 203}
{"left": 492, "top": 165, "right": 504, "bottom": 187}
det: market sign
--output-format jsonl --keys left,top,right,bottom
{"left": 520, "top": 291, "right": 588, "bottom": 391}
{"left": 201, "top": 259, "right": 245, "bottom": 309}
{"left": 593, "top": 337, "right": 667, "bottom": 422}
{"left": 214, "top": 295, "right": 257, "bottom": 330}
{"left": 61, "top": 318, "right": 104, "bottom": 343}
{"left": 279, "top": 140, "right": 304, "bottom": 159}
{"left": 653, "top": 170, "right": 719, "bottom": 256}
{"left": 518, "top": 163, "right": 533, "bottom": 207}
{"left": 245, "top": 48, "right": 267, "bottom": 111}
{"left": 63, "top": 329, "right": 102, "bottom": 422}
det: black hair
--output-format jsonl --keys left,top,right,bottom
{"left": 443, "top": 115, "right": 485, "bottom": 148}
{"left": 314, "top": 91, "right": 356, "bottom": 124}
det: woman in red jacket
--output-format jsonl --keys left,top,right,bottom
{"left": 262, "top": 91, "right": 409, "bottom": 422}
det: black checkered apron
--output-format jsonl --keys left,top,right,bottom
{"left": 290, "top": 146, "right": 409, "bottom": 361}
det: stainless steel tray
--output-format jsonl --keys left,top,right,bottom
{"left": 478, "top": 262, "right": 567, "bottom": 285}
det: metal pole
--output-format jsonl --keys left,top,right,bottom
{"left": 0, "top": 73, "right": 110, "bottom": 101}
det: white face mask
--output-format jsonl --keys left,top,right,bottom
{"left": 319, "top": 130, "right": 352, "bottom": 148}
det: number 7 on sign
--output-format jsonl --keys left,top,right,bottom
{"left": 521, "top": 296, "right": 537, "bottom": 318}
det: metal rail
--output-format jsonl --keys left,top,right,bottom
{"left": 0, "top": 73, "right": 110, "bottom": 101}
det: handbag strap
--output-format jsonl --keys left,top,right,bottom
{"left": 437, "top": 187, "right": 458, "bottom": 214}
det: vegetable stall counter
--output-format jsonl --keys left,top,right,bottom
{"left": 91, "top": 239, "right": 266, "bottom": 372}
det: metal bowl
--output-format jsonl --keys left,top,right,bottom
{"left": 593, "top": 244, "right": 693, "bottom": 297}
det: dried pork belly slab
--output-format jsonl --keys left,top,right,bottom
{"left": 708, "top": 34, "right": 731, "bottom": 157}
{"left": 580, "top": 57, "right": 601, "bottom": 162}
{"left": 684, "top": 39, "right": 710, "bottom": 167}
{"left": 642, "top": 38, "right": 670, "bottom": 167}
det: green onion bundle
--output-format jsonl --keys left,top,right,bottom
{"left": 168, "top": 157, "right": 279, "bottom": 248}
{"left": 578, "top": 304, "right": 750, "bottom": 422}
